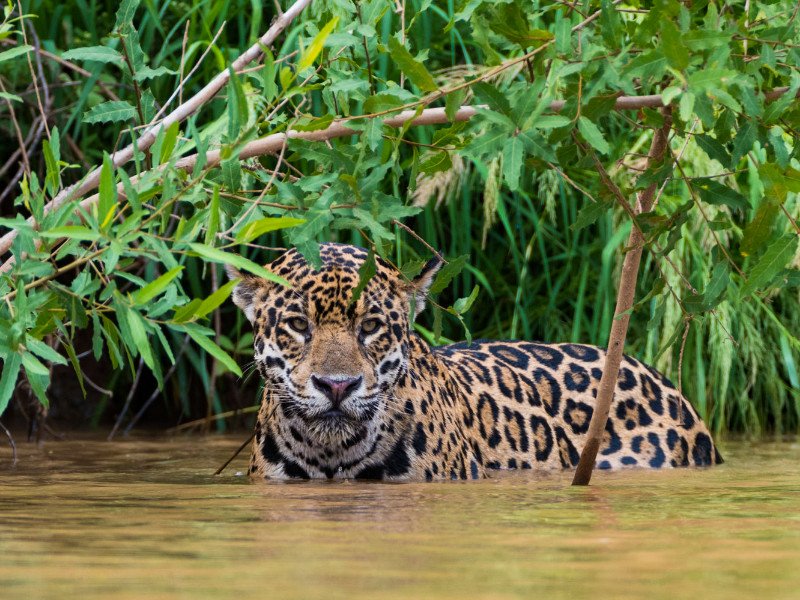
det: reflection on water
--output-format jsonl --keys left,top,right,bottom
{"left": 1, "top": 436, "right": 799, "bottom": 599}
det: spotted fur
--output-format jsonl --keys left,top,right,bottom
{"left": 230, "top": 243, "right": 722, "bottom": 481}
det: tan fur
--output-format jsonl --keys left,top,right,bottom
{"left": 231, "top": 243, "right": 721, "bottom": 481}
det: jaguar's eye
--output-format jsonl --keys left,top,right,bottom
{"left": 361, "top": 318, "right": 381, "bottom": 335}
{"left": 287, "top": 317, "right": 309, "bottom": 333}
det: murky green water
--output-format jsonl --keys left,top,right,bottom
{"left": 1, "top": 436, "right": 799, "bottom": 599}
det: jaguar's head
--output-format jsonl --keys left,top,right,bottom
{"left": 229, "top": 243, "right": 440, "bottom": 448}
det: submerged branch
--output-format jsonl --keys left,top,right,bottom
{"left": 0, "top": 420, "right": 17, "bottom": 467}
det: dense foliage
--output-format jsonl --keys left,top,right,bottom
{"left": 0, "top": 0, "right": 798, "bottom": 435}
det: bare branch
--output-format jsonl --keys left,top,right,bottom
{"left": 572, "top": 108, "right": 673, "bottom": 486}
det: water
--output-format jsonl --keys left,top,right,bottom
{"left": 1, "top": 436, "right": 799, "bottom": 599}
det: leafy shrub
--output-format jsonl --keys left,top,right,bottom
{"left": 0, "top": 0, "right": 798, "bottom": 434}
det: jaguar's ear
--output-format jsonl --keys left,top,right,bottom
{"left": 409, "top": 255, "right": 443, "bottom": 318}
{"left": 226, "top": 265, "right": 264, "bottom": 324}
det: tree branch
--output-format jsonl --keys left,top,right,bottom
{"left": 3, "top": 84, "right": 799, "bottom": 272}
{"left": 571, "top": 108, "right": 673, "bottom": 486}
{"left": 3, "top": 0, "right": 313, "bottom": 236}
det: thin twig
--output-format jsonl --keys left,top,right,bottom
{"left": 677, "top": 315, "right": 691, "bottom": 422}
{"left": 17, "top": 1, "right": 50, "bottom": 138}
{"left": 0, "top": 39, "right": 120, "bottom": 100}
{"left": 167, "top": 404, "right": 259, "bottom": 432}
{"left": 108, "top": 358, "right": 144, "bottom": 440}
{"left": 0, "top": 420, "right": 17, "bottom": 467}
{"left": 0, "top": 78, "right": 30, "bottom": 173}
{"left": 178, "top": 19, "right": 191, "bottom": 106}
{"left": 123, "top": 334, "right": 191, "bottom": 435}
{"left": 214, "top": 432, "right": 255, "bottom": 475}
{"left": 392, "top": 219, "right": 447, "bottom": 263}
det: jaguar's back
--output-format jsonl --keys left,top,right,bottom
{"left": 434, "top": 340, "right": 721, "bottom": 472}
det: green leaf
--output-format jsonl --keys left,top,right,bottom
{"left": 741, "top": 201, "right": 779, "bottom": 257}
{"left": 195, "top": 279, "right": 240, "bottom": 320}
{"left": 363, "top": 91, "right": 406, "bottom": 114}
{"left": 298, "top": 17, "right": 339, "bottom": 72}
{"left": 42, "top": 139, "right": 60, "bottom": 196}
{"left": 134, "top": 65, "right": 176, "bottom": 82}
{"left": 221, "top": 157, "right": 241, "bottom": 191}
{"left": 349, "top": 248, "right": 376, "bottom": 306}
{"left": 204, "top": 185, "right": 220, "bottom": 245}
{"left": 387, "top": 36, "right": 437, "bottom": 93}
{"left": 571, "top": 200, "right": 611, "bottom": 231}
{"left": 172, "top": 299, "right": 202, "bottom": 324}
{"left": 452, "top": 285, "right": 479, "bottom": 314}
{"left": 661, "top": 21, "right": 689, "bottom": 70}
{"left": 684, "top": 262, "right": 729, "bottom": 312}
{"left": 688, "top": 69, "right": 737, "bottom": 92}
{"left": 0, "top": 353, "right": 22, "bottom": 416}
{"left": 502, "top": 136, "right": 524, "bottom": 191}
{"left": 124, "top": 308, "right": 156, "bottom": 370}
{"left": 784, "top": 167, "right": 800, "bottom": 193}
{"left": 399, "top": 259, "right": 426, "bottom": 280}
{"left": 187, "top": 243, "right": 290, "bottom": 286}
{"left": 279, "top": 66, "right": 293, "bottom": 91}
{"left": 473, "top": 82, "right": 512, "bottom": 117}
{"left": 532, "top": 115, "right": 571, "bottom": 129}
{"left": 24, "top": 337, "right": 68, "bottom": 366}
{"left": 418, "top": 150, "right": 451, "bottom": 175}
{"left": 683, "top": 30, "right": 731, "bottom": 51}
{"left": 235, "top": 217, "right": 307, "bottom": 244}
{"left": 488, "top": 4, "right": 553, "bottom": 47}
{"left": 466, "top": 129, "right": 508, "bottom": 157}
{"left": 695, "top": 134, "right": 730, "bottom": 166}
{"left": 98, "top": 152, "right": 117, "bottom": 227}
{"left": 21, "top": 351, "right": 50, "bottom": 377}
{"left": 759, "top": 163, "right": 789, "bottom": 203}
{"left": 83, "top": 100, "right": 136, "bottom": 125}
{"left": 262, "top": 48, "right": 277, "bottom": 102}
{"left": 623, "top": 50, "right": 667, "bottom": 78}
{"left": 432, "top": 305, "right": 443, "bottom": 343}
{"left": 0, "top": 45, "right": 33, "bottom": 64}
{"left": 679, "top": 92, "right": 695, "bottom": 122}
{"left": 133, "top": 266, "right": 184, "bottom": 305}
{"left": 730, "top": 121, "right": 755, "bottom": 167}
{"left": 741, "top": 235, "right": 799, "bottom": 298}
{"left": 159, "top": 121, "right": 180, "bottom": 164}
{"left": 62, "top": 46, "right": 124, "bottom": 65}
{"left": 704, "top": 262, "right": 730, "bottom": 309}
{"left": 445, "top": 89, "right": 466, "bottom": 122}
{"left": 697, "top": 180, "right": 748, "bottom": 211}
{"left": 39, "top": 226, "right": 100, "bottom": 241}
{"left": 293, "top": 114, "right": 335, "bottom": 132}
{"left": 0, "top": 91, "right": 22, "bottom": 103}
{"left": 115, "top": 0, "right": 140, "bottom": 30}
{"left": 226, "top": 66, "right": 247, "bottom": 139}
{"left": 519, "top": 130, "right": 557, "bottom": 162}
{"left": 178, "top": 323, "right": 242, "bottom": 376}
{"left": 577, "top": 116, "right": 610, "bottom": 154}
{"left": 430, "top": 255, "right": 468, "bottom": 294}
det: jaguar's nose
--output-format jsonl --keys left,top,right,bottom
{"left": 311, "top": 375, "right": 363, "bottom": 407}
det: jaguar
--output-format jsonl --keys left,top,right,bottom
{"left": 229, "top": 242, "right": 722, "bottom": 481}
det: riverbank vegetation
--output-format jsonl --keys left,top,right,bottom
{"left": 0, "top": 0, "right": 798, "bottom": 437}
